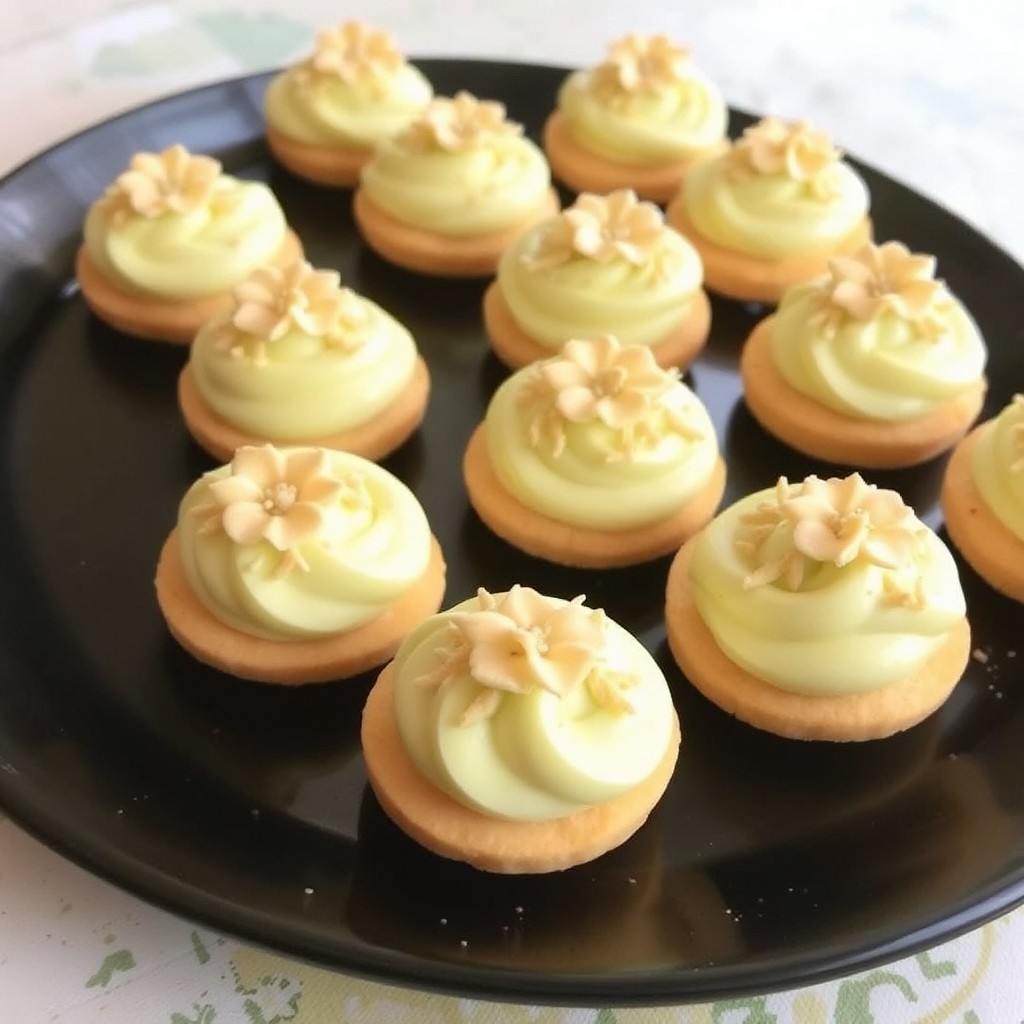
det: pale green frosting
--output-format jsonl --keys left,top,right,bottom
{"left": 485, "top": 348, "right": 720, "bottom": 530}
{"left": 689, "top": 484, "right": 966, "bottom": 695}
{"left": 84, "top": 180, "right": 287, "bottom": 300}
{"left": 189, "top": 295, "right": 418, "bottom": 440}
{"left": 770, "top": 280, "right": 987, "bottom": 421}
{"left": 684, "top": 154, "right": 869, "bottom": 259}
{"left": 971, "top": 397, "right": 1024, "bottom": 541}
{"left": 498, "top": 221, "right": 704, "bottom": 348}
{"left": 265, "top": 65, "right": 432, "bottom": 148}
{"left": 177, "top": 448, "right": 432, "bottom": 639}
{"left": 360, "top": 135, "right": 551, "bottom": 236}
{"left": 392, "top": 588, "right": 676, "bottom": 821}
{"left": 558, "top": 68, "right": 727, "bottom": 163}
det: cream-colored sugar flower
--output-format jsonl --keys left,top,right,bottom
{"left": 107, "top": 143, "right": 222, "bottom": 218}
{"left": 815, "top": 241, "right": 950, "bottom": 337}
{"left": 730, "top": 118, "right": 842, "bottom": 194}
{"left": 220, "top": 261, "right": 368, "bottom": 363}
{"left": 782, "top": 473, "right": 918, "bottom": 569}
{"left": 197, "top": 446, "right": 349, "bottom": 575}
{"left": 524, "top": 190, "right": 665, "bottom": 271}
{"left": 416, "top": 587, "right": 624, "bottom": 725}
{"left": 594, "top": 32, "right": 691, "bottom": 95}
{"left": 519, "top": 335, "right": 702, "bottom": 460}
{"left": 542, "top": 335, "right": 670, "bottom": 429}
{"left": 403, "top": 91, "right": 521, "bottom": 152}
{"left": 307, "top": 20, "right": 403, "bottom": 85}
{"left": 736, "top": 473, "right": 924, "bottom": 593}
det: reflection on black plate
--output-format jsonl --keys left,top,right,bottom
{"left": 0, "top": 61, "right": 1022, "bottom": 1007}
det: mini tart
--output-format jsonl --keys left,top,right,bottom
{"left": 354, "top": 92, "right": 559, "bottom": 277}
{"left": 155, "top": 444, "right": 446, "bottom": 684}
{"left": 665, "top": 473, "right": 971, "bottom": 741}
{"left": 741, "top": 242, "right": 987, "bottom": 468}
{"left": 941, "top": 397, "right": 1024, "bottom": 603}
{"left": 179, "top": 260, "right": 430, "bottom": 462}
{"left": 78, "top": 144, "right": 302, "bottom": 344}
{"left": 666, "top": 117, "right": 872, "bottom": 304}
{"left": 484, "top": 189, "right": 711, "bottom": 371}
{"left": 464, "top": 335, "right": 726, "bottom": 568}
{"left": 544, "top": 33, "right": 729, "bottom": 204}
{"left": 361, "top": 586, "right": 681, "bottom": 873}
{"left": 264, "top": 21, "right": 433, "bottom": 187}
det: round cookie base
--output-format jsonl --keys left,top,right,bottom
{"left": 178, "top": 355, "right": 431, "bottom": 463}
{"left": 665, "top": 198, "right": 872, "bottom": 305}
{"left": 483, "top": 281, "right": 712, "bottom": 372}
{"left": 664, "top": 537, "right": 972, "bottom": 741}
{"left": 941, "top": 425, "right": 1024, "bottom": 603}
{"left": 463, "top": 424, "right": 726, "bottom": 568}
{"left": 352, "top": 188, "right": 561, "bottom": 278}
{"left": 741, "top": 317, "right": 986, "bottom": 468}
{"left": 542, "top": 111, "right": 728, "bottom": 205}
{"left": 361, "top": 662, "right": 681, "bottom": 874}
{"left": 266, "top": 125, "right": 373, "bottom": 188}
{"left": 75, "top": 230, "right": 304, "bottom": 344}
{"left": 154, "top": 531, "right": 447, "bottom": 684}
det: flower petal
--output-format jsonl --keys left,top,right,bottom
{"left": 221, "top": 503, "right": 270, "bottom": 546}
{"left": 232, "top": 445, "right": 283, "bottom": 487}
{"left": 262, "top": 503, "right": 324, "bottom": 551}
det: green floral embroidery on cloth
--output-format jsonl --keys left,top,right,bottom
{"left": 171, "top": 1005, "right": 217, "bottom": 1024}
{"left": 85, "top": 948, "right": 136, "bottom": 988}
{"left": 89, "top": 9, "right": 311, "bottom": 78}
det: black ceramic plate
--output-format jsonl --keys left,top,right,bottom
{"left": 0, "top": 59, "right": 1023, "bottom": 1007}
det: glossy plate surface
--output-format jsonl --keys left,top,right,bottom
{"left": 0, "top": 61, "right": 1022, "bottom": 1006}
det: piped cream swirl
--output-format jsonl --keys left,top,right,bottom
{"left": 486, "top": 336, "right": 719, "bottom": 529}
{"left": 189, "top": 261, "right": 418, "bottom": 439}
{"left": 770, "top": 243, "right": 987, "bottom": 420}
{"left": 359, "top": 92, "right": 551, "bottom": 236}
{"left": 392, "top": 586, "right": 676, "bottom": 821}
{"left": 684, "top": 118, "right": 869, "bottom": 258}
{"left": 971, "top": 396, "right": 1024, "bottom": 541}
{"left": 499, "top": 190, "right": 704, "bottom": 348}
{"left": 85, "top": 145, "right": 287, "bottom": 299}
{"left": 558, "top": 37, "right": 727, "bottom": 164}
{"left": 689, "top": 474, "right": 966, "bottom": 695}
{"left": 178, "top": 445, "right": 432, "bottom": 639}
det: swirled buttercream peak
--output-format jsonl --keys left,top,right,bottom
{"left": 415, "top": 586, "right": 638, "bottom": 725}
{"left": 734, "top": 473, "right": 927, "bottom": 605}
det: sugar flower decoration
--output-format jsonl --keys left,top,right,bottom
{"left": 592, "top": 33, "right": 692, "bottom": 96}
{"left": 810, "top": 242, "right": 952, "bottom": 340}
{"left": 416, "top": 587, "right": 637, "bottom": 725}
{"left": 729, "top": 118, "right": 843, "bottom": 198}
{"left": 194, "top": 445, "right": 370, "bottom": 577}
{"left": 214, "top": 261, "right": 370, "bottom": 365}
{"left": 519, "top": 335, "right": 706, "bottom": 461}
{"left": 402, "top": 91, "right": 521, "bottom": 152}
{"left": 524, "top": 190, "right": 667, "bottom": 272}
{"left": 101, "top": 144, "right": 223, "bottom": 219}
{"left": 735, "top": 474, "right": 927, "bottom": 605}
{"left": 303, "top": 20, "right": 404, "bottom": 87}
